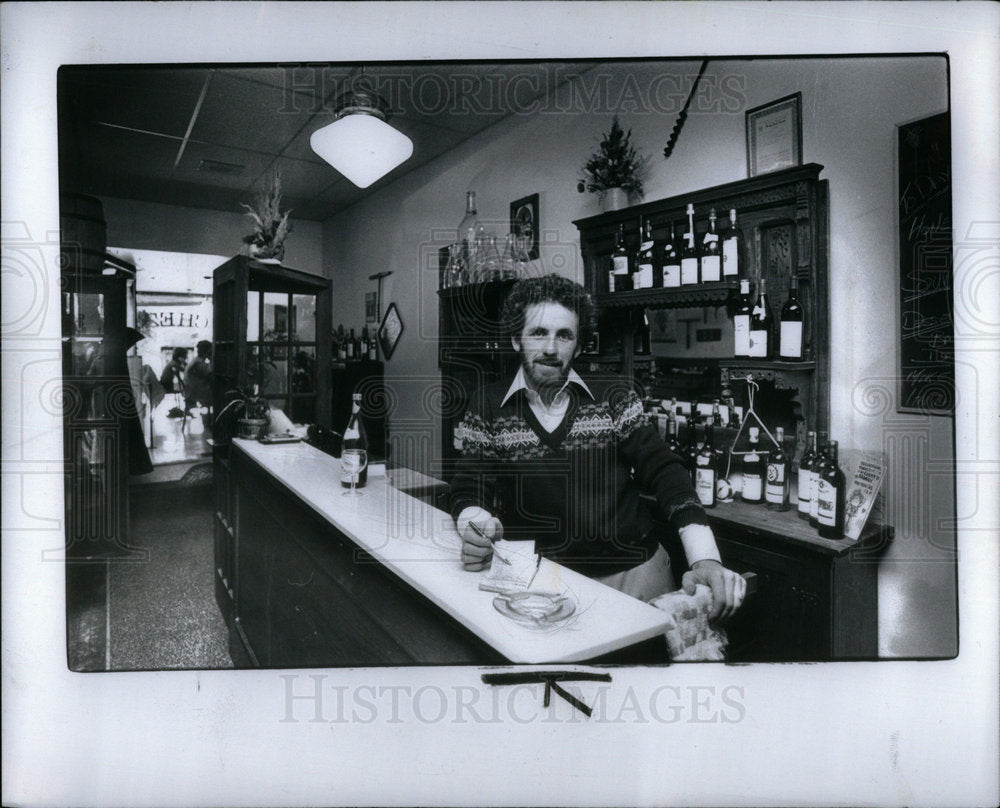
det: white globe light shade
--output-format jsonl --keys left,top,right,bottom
{"left": 310, "top": 113, "right": 413, "bottom": 189}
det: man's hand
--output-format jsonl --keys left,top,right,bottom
{"left": 456, "top": 507, "right": 504, "bottom": 571}
{"left": 682, "top": 559, "right": 746, "bottom": 622}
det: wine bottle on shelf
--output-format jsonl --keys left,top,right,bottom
{"left": 661, "top": 222, "right": 681, "bottom": 288}
{"left": 722, "top": 208, "right": 741, "bottom": 278}
{"left": 779, "top": 274, "right": 805, "bottom": 360}
{"left": 368, "top": 331, "right": 377, "bottom": 360}
{"left": 765, "top": 426, "right": 791, "bottom": 511}
{"left": 360, "top": 327, "right": 369, "bottom": 359}
{"left": 633, "top": 311, "right": 651, "bottom": 355}
{"left": 741, "top": 426, "right": 764, "bottom": 504}
{"left": 666, "top": 412, "right": 683, "bottom": 457}
{"left": 700, "top": 208, "right": 722, "bottom": 283}
{"left": 482, "top": 235, "right": 502, "bottom": 282}
{"left": 610, "top": 224, "right": 631, "bottom": 292}
{"left": 633, "top": 216, "right": 656, "bottom": 289}
{"left": 337, "top": 325, "right": 347, "bottom": 362}
{"left": 500, "top": 233, "right": 516, "bottom": 280}
{"left": 816, "top": 439, "right": 846, "bottom": 539}
{"left": 458, "top": 191, "right": 479, "bottom": 266}
{"left": 797, "top": 429, "right": 819, "bottom": 521}
{"left": 684, "top": 415, "right": 701, "bottom": 484}
{"left": 733, "top": 278, "right": 753, "bottom": 358}
{"left": 809, "top": 431, "right": 830, "bottom": 527}
{"left": 340, "top": 392, "right": 368, "bottom": 488}
{"left": 725, "top": 395, "right": 740, "bottom": 428}
{"left": 680, "top": 204, "right": 700, "bottom": 286}
{"left": 711, "top": 398, "right": 724, "bottom": 428}
{"left": 695, "top": 424, "right": 718, "bottom": 508}
{"left": 749, "top": 278, "right": 773, "bottom": 359}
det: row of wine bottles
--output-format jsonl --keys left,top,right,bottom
{"left": 333, "top": 324, "right": 377, "bottom": 363}
{"left": 607, "top": 205, "right": 741, "bottom": 292}
{"left": 664, "top": 415, "right": 846, "bottom": 539}
{"left": 733, "top": 276, "right": 805, "bottom": 360}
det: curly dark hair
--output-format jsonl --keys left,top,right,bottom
{"left": 501, "top": 274, "right": 596, "bottom": 347}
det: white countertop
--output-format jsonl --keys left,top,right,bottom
{"left": 233, "top": 438, "right": 672, "bottom": 664}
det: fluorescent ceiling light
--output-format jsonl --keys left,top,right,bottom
{"left": 310, "top": 87, "right": 413, "bottom": 189}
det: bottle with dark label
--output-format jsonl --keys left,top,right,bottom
{"left": 633, "top": 311, "right": 651, "bottom": 356}
{"left": 340, "top": 392, "right": 368, "bottom": 487}
{"left": 661, "top": 222, "right": 681, "bottom": 288}
{"left": 741, "top": 426, "right": 764, "bottom": 504}
{"left": 722, "top": 208, "right": 742, "bottom": 279}
{"left": 733, "top": 278, "right": 752, "bottom": 358}
{"left": 779, "top": 274, "right": 805, "bottom": 360}
{"left": 765, "top": 426, "right": 791, "bottom": 511}
{"left": 749, "top": 278, "right": 773, "bottom": 359}
{"left": 695, "top": 424, "right": 718, "bottom": 507}
{"left": 684, "top": 415, "right": 701, "bottom": 484}
{"left": 816, "top": 439, "right": 846, "bottom": 539}
{"left": 797, "top": 429, "right": 818, "bottom": 520}
{"left": 809, "top": 431, "right": 829, "bottom": 527}
{"left": 633, "top": 216, "right": 656, "bottom": 290}
{"left": 680, "top": 204, "right": 700, "bottom": 286}
{"left": 666, "top": 411, "right": 683, "bottom": 457}
{"left": 701, "top": 208, "right": 722, "bottom": 283}
{"left": 610, "top": 224, "right": 631, "bottom": 292}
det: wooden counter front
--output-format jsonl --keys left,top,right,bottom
{"left": 223, "top": 439, "right": 674, "bottom": 667}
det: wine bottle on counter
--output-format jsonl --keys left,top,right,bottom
{"left": 661, "top": 222, "right": 681, "bottom": 288}
{"left": 340, "top": 392, "right": 368, "bottom": 488}
{"left": 741, "top": 426, "right": 764, "bottom": 504}
{"left": 733, "top": 278, "right": 752, "bottom": 358}
{"left": 633, "top": 216, "right": 656, "bottom": 289}
{"left": 816, "top": 439, "right": 846, "bottom": 539}
{"left": 722, "top": 208, "right": 741, "bottom": 279}
{"left": 749, "top": 278, "right": 773, "bottom": 359}
{"left": 696, "top": 424, "right": 718, "bottom": 507}
{"left": 700, "top": 208, "right": 722, "bottom": 283}
{"left": 765, "top": 426, "right": 790, "bottom": 511}
{"left": 809, "top": 431, "right": 830, "bottom": 527}
{"left": 797, "top": 429, "right": 819, "bottom": 521}
{"left": 779, "top": 274, "right": 805, "bottom": 360}
{"left": 680, "top": 204, "right": 700, "bottom": 286}
{"left": 610, "top": 224, "right": 631, "bottom": 292}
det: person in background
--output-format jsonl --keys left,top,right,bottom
{"left": 449, "top": 274, "right": 746, "bottom": 620}
{"left": 184, "top": 340, "right": 213, "bottom": 415}
{"left": 159, "top": 347, "right": 188, "bottom": 418}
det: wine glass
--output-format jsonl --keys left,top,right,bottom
{"left": 341, "top": 448, "right": 367, "bottom": 498}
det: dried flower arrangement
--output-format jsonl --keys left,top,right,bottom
{"left": 577, "top": 116, "right": 647, "bottom": 198}
{"left": 242, "top": 170, "right": 293, "bottom": 261}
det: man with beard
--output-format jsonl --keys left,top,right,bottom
{"left": 449, "top": 274, "right": 745, "bottom": 621}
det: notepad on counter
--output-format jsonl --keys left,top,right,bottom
{"left": 479, "top": 540, "right": 540, "bottom": 595}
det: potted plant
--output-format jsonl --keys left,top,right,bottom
{"left": 578, "top": 116, "right": 647, "bottom": 211}
{"left": 215, "top": 386, "right": 271, "bottom": 442}
{"left": 242, "top": 170, "right": 293, "bottom": 262}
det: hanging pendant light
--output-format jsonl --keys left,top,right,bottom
{"left": 310, "top": 84, "right": 413, "bottom": 189}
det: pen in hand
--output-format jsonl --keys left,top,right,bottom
{"left": 469, "top": 520, "right": 510, "bottom": 565}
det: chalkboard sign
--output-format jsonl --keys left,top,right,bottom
{"left": 897, "top": 111, "right": 954, "bottom": 414}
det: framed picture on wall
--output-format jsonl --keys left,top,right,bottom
{"left": 365, "top": 292, "right": 378, "bottom": 324}
{"left": 746, "top": 92, "right": 803, "bottom": 177}
{"left": 377, "top": 302, "right": 403, "bottom": 360}
{"left": 509, "top": 193, "right": 539, "bottom": 260}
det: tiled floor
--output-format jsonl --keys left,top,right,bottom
{"left": 67, "top": 480, "right": 232, "bottom": 671}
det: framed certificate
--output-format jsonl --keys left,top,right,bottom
{"left": 746, "top": 92, "right": 803, "bottom": 177}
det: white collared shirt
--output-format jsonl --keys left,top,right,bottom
{"left": 501, "top": 366, "right": 594, "bottom": 432}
